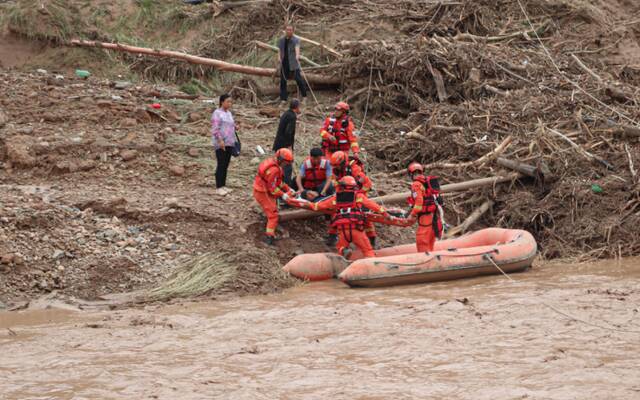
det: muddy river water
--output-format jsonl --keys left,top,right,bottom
{"left": 1, "top": 258, "right": 640, "bottom": 399}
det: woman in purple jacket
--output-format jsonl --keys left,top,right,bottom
{"left": 211, "top": 94, "right": 238, "bottom": 195}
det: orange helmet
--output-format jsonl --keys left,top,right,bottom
{"left": 338, "top": 175, "right": 357, "bottom": 189}
{"left": 408, "top": 162, "right": 424, "bottom": 175}
{"left": 330, "top": 151, "right": 347, "bottom": 168}
{"left": 275, "top": 148, "right": 293, "bottom": 164}
{"left": 335, "top": 101, "right": 350, "bottom": 112}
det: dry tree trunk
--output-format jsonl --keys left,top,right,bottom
{"left": 445, "top": 199, "right": 494, "bottom": 238}
{"left": 293, "top": 34, "right": 343, "bottom": 58}
{"left": 69, "top": 40, "right": 340, "bottom": 85}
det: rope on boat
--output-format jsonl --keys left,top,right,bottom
{"left": 372, "top": 249, "right": 499, "bottom": 268}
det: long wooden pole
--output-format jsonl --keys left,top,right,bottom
{"left": 293, "top": 34, "right": 342, "bottom": 58}
{"left": 69, "top": 40, "right": 341, "bottom": 85}
{"left": 445, "top": 199, "right": 494, "bottom": 238}
{"left": 280, "top": 173, "right": 523, "bottom": 221}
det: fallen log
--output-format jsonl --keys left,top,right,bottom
{"left": 484, "top": 84, "right": 509, "bottom": 97}
{"left": 293, "top": 34, "right": 342, "bottom": 58}
{"left": 280, "top": 173, "right": 523, "bottom": 221}
{"left": 604, "top": 86, "right": 634, "bottom": 103}
{"left": 253, "top": 40, "right": 322, "bottom": 67}
{"left": 69, "top": 40, "right": 340, "bottom": 86}
{"left": 454, "top": 20, "right": 550, "bottom": 43}
{"left": 425, "top": 136, "right": 513, "bottom": 169}
{"left": 496, "top": 157, "right": 553, "bottom": 181}
{"left": 609, "top": 124, "right": 640, "bottom": 139}
{"left": 445, "top": 199, "right": 494, "bottom": 238}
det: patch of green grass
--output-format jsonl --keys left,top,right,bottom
{"left": 5, "top": 0, "right": 86, "bottom": 42}
{"left": 135, "top": 0, "right": 157, "bottom": 24}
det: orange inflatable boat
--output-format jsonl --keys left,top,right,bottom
{"left": 339, "top": 228, "right": 537, "bottom": 287}
{"left": 283, "top": 228, "right": 536, "bottom": 285}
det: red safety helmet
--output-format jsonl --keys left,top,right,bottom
{"left": 275, "top": 148, "right": 294, "bottom": 164}
{"left": 407, "top": 162, "right": 424, "bottom": 175}
{"left": 330, "top": 151, "right": 347, "bottom": 168}
{"left": 334, "top": 101, "right": 350, "bottom": 112}
{"left": 338, "top": 175, "right": 357, "bottom": 189}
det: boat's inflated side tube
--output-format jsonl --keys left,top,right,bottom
{"left": 283, "top": 253, "right": 350, "bottom": 281}
{"left": 339, "top": 228, "right": 537, "bottom": 288}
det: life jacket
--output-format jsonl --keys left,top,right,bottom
{"left": 334, "top": 158, "right": 365, "bottom": 188}
{"left": 257, "top": 158, "right": 283, "bottom": 188}
{"left": 407, "top": 175, "right": 441, "bottom": 214}
{"left": 302, "top": 158, "right": 328, "bottom": 189}
{"left": 322, "top": 115, "right": 351, "bottom": 153}
{"left": 331, "top": 188, "right": 366, "bottom": 231}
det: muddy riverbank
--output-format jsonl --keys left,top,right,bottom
{"left": 1, "top": 258, "right": 639, "bottom": 399}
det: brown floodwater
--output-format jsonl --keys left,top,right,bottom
{"left": 1, "top": 258, "right": 640, "bottom": 399}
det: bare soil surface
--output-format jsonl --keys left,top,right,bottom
{"left": 0, "top": 69, "right": 409, "bottom": 306}
{"left": 0, "top": 33, "right": 45, "bottom": 68}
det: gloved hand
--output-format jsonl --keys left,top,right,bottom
{"left": 352, "top": 152, "right": 360, "bottom": 161}
{"left": 327, "top": 134, "right": 337, "bottom": 144}
{"left": 281, "top": 193, "right": 290, "bottom": 201}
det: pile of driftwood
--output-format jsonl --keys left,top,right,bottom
{"left": 336, "top": 0, "right": 640, "bottom": 259}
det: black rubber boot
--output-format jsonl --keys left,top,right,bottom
{"left": 369, "top": 236, "right": 377, "bottom": 248}
{"left": 263, "top": 235, "right": 275, "bottom": 246}
{"left": 325, "top": 234, "right": 338, "bottom": 246}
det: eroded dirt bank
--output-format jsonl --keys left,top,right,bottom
{"left": 1, "top": 258, "right": 639, "bottom": 400}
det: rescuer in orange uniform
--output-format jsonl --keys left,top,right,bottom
{"left": 406, "top": 162, "right": 444, "bottom": 252}
{"left": 308, "top": 176, "right": 389, "bottom": 258}
{"left": 320, "top": 102, "right": 360, "bottom": 159}
{"left": 326, "top": 150, "right": 376, "bottom": 246}
{"left": 253, "top": 148, "right": 296, "bottom": 245}
{"left": 329, "top": 151, "right": 372, "bottom": 193}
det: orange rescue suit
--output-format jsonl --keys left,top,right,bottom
{"left": 311, "top": 191, "right": 387, "bottom": 258}
{"left": 253, "top": 158, "right": 292, "bottom": 237}
{"left": 332, "top": 159, "right": 372, "bottom": 193}
{"left": 408, "top": 175, "right": 443, "bottom": 252}
{"left": 320, "top": 114, "right": 359, "bottom": 157}
{"left": 330, "top": 159, "right": 374, "bottom": 238}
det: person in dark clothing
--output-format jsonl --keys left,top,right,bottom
{"left": 278, "top": 25, "right": 307, "bottom": 102}
{"left": 272, "top": 99, "right": 301, "bottom": 186}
